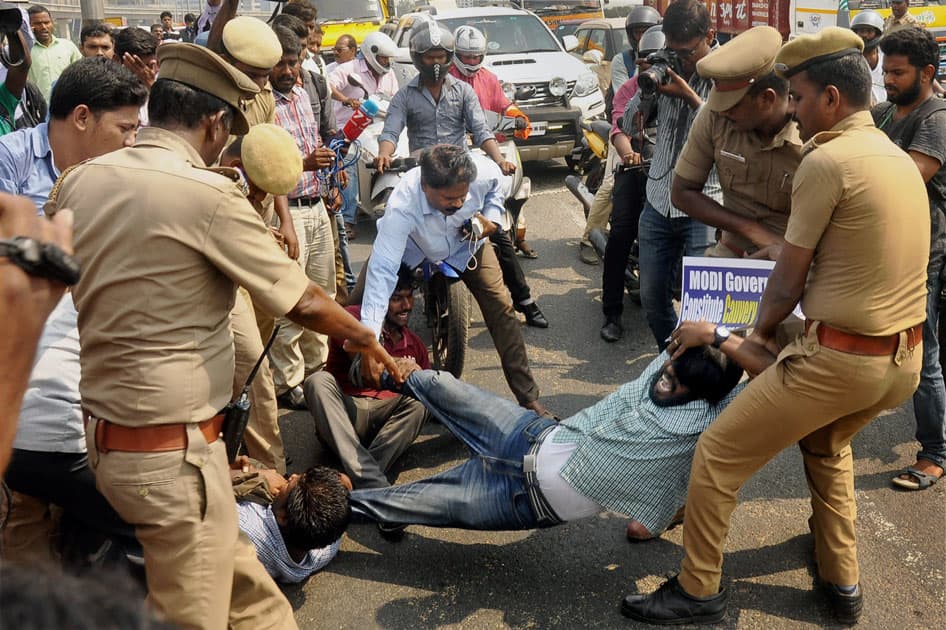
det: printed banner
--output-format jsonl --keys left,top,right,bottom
{"left": 678, "top": 256, "right": 785, "bottom": 330}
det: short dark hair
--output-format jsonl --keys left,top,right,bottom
{"left": 114, "top": 26, "right": 157, "bottom": 58}
{"left": 282, "top": 466, "right": 351, "bottom": 550}
{"left": 80, "top": 23, "right": 113, "bottom": 45}
{"left": 184, "top": 12, "right": 196, "bottom": 23}
{"left": 673, "top": 345, "right": 744, "bottom": 405}
{"left": 271, "top": 14, "right": 308, "bottom": 41}
{"left": 395, "top": 263, "right": 417, "bottom": 293}
{"left": 662, "top": 0, "right": 710, "bottom": 43}
{"left": 27, "top": 5, "right": 49, "bottom": 18}
{"left": 274, "top": 25, "right": 302, "bottom": 58}
{"left": 747, "top": 70, "right": 789, "bottom": 98}
{"left": 160, "top": 10, "right": 172, "bottom": 20}
{"left": 802, "top": 53, "right": 872, "bottom": 108}
{"left": 880, "top": 26, "right": 939, "bottom": 70}
{"left": 419, "top": 144, "right": 477, "bottom": 189}
{"left": 148, "top": 78, "right": 235, "bottom": 131}
{"left": 282, "top": 2, "right": 317, "bottom": 24}
{"left": 49, "top": 57, "right": 148, "bottom": 119}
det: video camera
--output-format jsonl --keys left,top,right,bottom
{"left": 0, "top": 2, "right": 25, "bottom": 68}
{"left": 637, "top": 49, "right": 683, "bottom": 95}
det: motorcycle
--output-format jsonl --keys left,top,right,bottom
{"left": 567, "top": 118, "right": 611, "bottom": 195}
{"left": 472, "top": 110, "right": 532, "bottom": 238}
{"left": 418, "top": 262, "right": 471, "bottom": 379}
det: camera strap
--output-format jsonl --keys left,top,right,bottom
{"left": 240, "top": 325, "right": 281, "bottom": 397}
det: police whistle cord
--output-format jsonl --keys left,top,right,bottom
{"left": 221, "top": 325, "right": 281, "bottom": 463}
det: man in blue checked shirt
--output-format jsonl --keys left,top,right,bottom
{"left": 359, "top": 144, "right": 549, "bottom": 417}
{"left": 349, "top": 329, "right": 773, "bottom": 539}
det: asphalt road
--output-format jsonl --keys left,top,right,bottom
{"left": 277, "top": 159, "right": 946, "bottom": 630}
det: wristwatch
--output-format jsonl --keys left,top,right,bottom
{"left": 712, "top": 325, "right": 731, "bottom": 349}
{"left": 0, "top": 236, "right": 81, "bottom": 286}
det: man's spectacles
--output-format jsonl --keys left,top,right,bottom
{"left": 668, "top": 44, "right": 701, "bottom": 59}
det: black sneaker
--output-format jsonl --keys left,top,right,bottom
{"left": 377, "top": 522, "right": 407, "bottom": 542}
{"left": 823, "top": 582, "right": 863, "bottom": 625}
{"left": 621, "top": 575, "right": 728, "bottom": 625}
{"left": 600, "top": 319, "right": 623, "bottom": 342}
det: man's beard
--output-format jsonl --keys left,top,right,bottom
{"left": 647, "top": 370, "right": 696, "bottom": 407}
{"left": 888, "top": 73, "right": 923, "bottom": 106}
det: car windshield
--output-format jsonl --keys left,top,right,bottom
{"left": 438, "top": 15, "right": 561, "bottom": 54}
{"left": 614, "top": 28, "right": 629, "bottom": 51}
{"left": 318, "top": 0, "right": 383, "bottom": 22}
{"left": 521, "top": 0, "right": 603, "bottom": 14}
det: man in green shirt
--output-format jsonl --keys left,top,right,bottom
{"left": 0, "top": 26, "right": 32, "bottom": 135}
{"left": 26, "top": 5, "right": 81, "bottom": 102}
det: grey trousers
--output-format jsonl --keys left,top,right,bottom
{"left": 303, "top": 371, "right": 429, "bottom": 489}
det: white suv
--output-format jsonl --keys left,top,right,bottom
{"left": 390, "top": 6, "right": 606, "bottom": 162}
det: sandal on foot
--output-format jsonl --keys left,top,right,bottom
{"left": 516, "top": 241, "right": 539, "bottom": 259}
{"left": 891, "top": 465, "right": 943, "bottom": 491}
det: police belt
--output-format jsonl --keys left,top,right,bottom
{"left": 83, "top": 409, "right": 225, "bottom": 454}
{"left": 804, "top": 320, "right": 923, "bottom": 356}
{"left": 521, "top": 423, "right": 563, "bottom": 527}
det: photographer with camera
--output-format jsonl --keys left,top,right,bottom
{"left": 0, "top": 4, "right": 31, "bottom": 136}
{"left": 623, "top": 0, "right": 720, "bottom": 351}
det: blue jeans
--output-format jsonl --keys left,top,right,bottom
{"left": 335, "top": 212, "right": 356, "bottom": 290}
{"left": 341, "top": 166, "right": 359, "bottom": 225}
{"left": 638, "top": 202, "right": 714, "bottom": 349}
{"left": 349, "top": 370, "right": 557, "bottom": 530}
{"left": 913, "top": 262, "right": 946, "bottom": 468}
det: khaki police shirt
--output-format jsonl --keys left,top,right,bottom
{"left": 675, "top": 107, "right": 803, "bottom": 256}
{"left": 64, "top": 127, "right": 310, "bottom": 426}
{"left": 786, "top": 111, "right": 929, "bottom": 335}
{"left": 884, "top": 12, "right": 921, "bottom": 33}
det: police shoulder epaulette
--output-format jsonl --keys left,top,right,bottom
{"left": 198, "top": 165, "right": 250, "bottom": 196}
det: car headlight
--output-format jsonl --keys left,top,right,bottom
{"left": 548, "top": 76, "right": 567, "bottom": 97}
{"left": 501, "top": 81, "right": 516, "bottom": 101}
{"left": 573, "top": 72, "right": 599, "bottom": 98}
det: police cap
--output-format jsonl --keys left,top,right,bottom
{"left": 774, "top": 27, "right": 864, "bottom": 78}
{"left": 697, "top": 26, "right": 784, "bottom": 112}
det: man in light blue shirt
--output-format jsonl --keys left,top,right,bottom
{"left": 361, "top": 144, "right": 548, "bottom": 416}
{"left": 0, "top": 57, "right": 147, "bottom": 214}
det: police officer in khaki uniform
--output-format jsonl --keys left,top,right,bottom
{"left": 673, "top": 26, "right": 803, "bottom": 261}
{"left": 60, "top": 44, "right": 400, "bottom": 630}
{"left": 623, "top": 28, "right": 929, "bottom": 626}
{"left": 216, "top": 16, "right": 296, "bottom": 473}
{"left": 884, "top": 0, "right": 922, "bottom": 33}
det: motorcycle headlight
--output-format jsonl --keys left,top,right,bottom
{"left": 572, "top": 72, "right": 599, "bottom": 98}
{"left": 501, "top": 81, "right": 516, "bottom": 101}
{"left": 548, "top": 76, "right": 567, "bottom": 97}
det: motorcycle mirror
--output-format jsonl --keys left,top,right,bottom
{"left": 347, "top": 74, "right": 369, "bottom": 100}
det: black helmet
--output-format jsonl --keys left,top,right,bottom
{"left": 410, "top": 20, "right": 455, "bottom": 82}
{"left": 626, "top": 5, "right": 661, "bottom": 44}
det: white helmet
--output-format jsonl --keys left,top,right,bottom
{"left": 361, "top": 31, "right": 399, "bottom": 75}
{"left": 453, "top": 25, "right": 488, "bottom": 76}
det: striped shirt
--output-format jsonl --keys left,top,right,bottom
{"left": 237, "top": 501, "right": 340, "bottom": 584}
{"left": 274, "top": 85, "right": 321, "bottom": 199}
{"left": 624, "top": 53, "right": 723, "bottom": 219}
{"left": 553, "top": 352, "right": 745, "bottom": 534}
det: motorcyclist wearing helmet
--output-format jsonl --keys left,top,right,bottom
{"left": 375, "top": 21, "right": 515, "bottom": 175}
{"left": 329, "top": 32, "right": 400, "bottom": 131}
{"left": 850, "top": 10, "right": 887, "bottom": 104}
{"left": 448, "top": 25, "right": 532, "bottom": 140}
{"left": 611, "top": 4, "right": 662, "bottom": 93}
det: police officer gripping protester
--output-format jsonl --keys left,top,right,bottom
{"left": 672, "top": 26, "right": 802, "bottom": 262}
{"left": 873, "top": 27, "right": 946, "bottom": 491}
{"left": 54, "top": 43, "right": 400, "bottom": 629}
{"left": 622, "top": 28, "right": 929, "bottom": 626}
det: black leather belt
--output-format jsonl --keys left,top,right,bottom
{"left": 522, "top": 423, "right": 563, "bottom": 527}
{"left": 288, "top": 196, "right": 321, "bottom": 207}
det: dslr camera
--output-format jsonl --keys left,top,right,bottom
{"left": 638, "top": 49, "right": 683, "bottom": 95}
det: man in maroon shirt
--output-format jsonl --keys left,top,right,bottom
{"left": 303, "top": 265, "right": 430, "bottom": 489}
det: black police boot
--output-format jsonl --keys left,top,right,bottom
{"left": 621, "top": 575, "right": 728, "bottom": 625}
{"left": 822, "top": 582, "right": 863, "bottom": 625}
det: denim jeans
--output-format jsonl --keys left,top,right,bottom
{"left": 913, "top": 262, "right": 946, "bottom": 468}
{"left": 349, "top": 370, "right": 557, "bottom": 530}
{"left": 341, "top": 165, "right": 359, "bottom": 225}
{"left": 335, "top": 212, "right": 356, "bottom": 290}
{"left": 638, "top": 202, "right": 714, "bottom": 349}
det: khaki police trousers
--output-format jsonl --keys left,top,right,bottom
{"left": 231, "top": 288, "right": 285, "bottom": 473}
{"left": 581, "top": 148, "right": 617, "bottom": 245}
{"left": 271, "top": 199, "right": 337, "bottom": 393}
{"left": 86, "top": 421, "right": 296, "bottom": 630}
{"left": 678, "top": 322, "right": 922, "bottom": 597}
